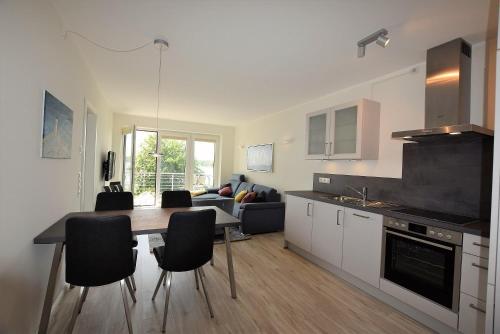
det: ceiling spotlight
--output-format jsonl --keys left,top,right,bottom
{"left": 357, "top": 28, "right": 390, "bottom": 58}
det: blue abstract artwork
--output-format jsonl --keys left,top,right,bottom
{"left": 41, "top": 91, "right": 73, "bottom": 159}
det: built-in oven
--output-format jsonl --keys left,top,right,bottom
{"left": 382, "top": 216, "right": 462, "bottom": 313}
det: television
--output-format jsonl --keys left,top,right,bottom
{"left": 103, "top": 151, "right": 116, "bottom": 181}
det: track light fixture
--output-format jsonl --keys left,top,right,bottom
{"left": 357, "top": 28, "right": 390, "bottom": 58}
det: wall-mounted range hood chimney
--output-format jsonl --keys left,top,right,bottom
{"left": 392, "top": 38, "right": 494, "bottom": 142}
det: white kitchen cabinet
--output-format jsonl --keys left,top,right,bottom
{"left": 305, "top": 108, "right": 331, "bottom": 159}
{"left": 285, "top": 195, "right": 313, "bottom": 251}
{"left": 342, "top": 208, "right": 383, "bottom": 287}
{"left": 459, "top": 292, "right": 486, "bottom": 334}
{"left": 311, "top": 201, "right": 344, "bottom": 267}
{"left": 461, "top": 252, "right": 488, "bottom": 301}
{"left": 305, "top": 99, "right": 380, "bottom": 160}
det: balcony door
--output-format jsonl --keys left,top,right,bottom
{"left": 126, "top": 129, "right": 219, "bottom": 206}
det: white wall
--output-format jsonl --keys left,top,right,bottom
{"left": 233, "top": 43, "right": 487, "bottom": 193}
{"left": 0, "top": 1, "right": 113, "bottom": 333}
{"left": 112, "top": 113, "right": 235, "bottom": 186}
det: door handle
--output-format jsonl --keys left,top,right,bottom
{"left": 353, "top": 213, "right": 369, "bottom": 219}
{"left": 469, "top": 303, "right": 486, "bottom": 314}
{"left": 336, "top": 209, "right": 342, "bottom": 225}
{"left": 472, "top": 263, "right": 488, "bottom": 271}
{"left": 307, "top": 203, "right": 312, "bottom": 216}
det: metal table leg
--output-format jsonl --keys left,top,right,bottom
{"left": 38, "top": 242, "right": 64, "bottom": 334}
{"left": 224, "top": 227, "right": 237, "bottom": 298}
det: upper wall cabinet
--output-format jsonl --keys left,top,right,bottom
{"left": 305, "top": 99, "right": 380, "bottom": 160}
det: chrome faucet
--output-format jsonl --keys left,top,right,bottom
{"left": 345, "top": 185, "right": 368, "bottom": 206}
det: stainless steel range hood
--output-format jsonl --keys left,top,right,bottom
{"left": 392, "top": 38, "right": 494, "bottom": 142}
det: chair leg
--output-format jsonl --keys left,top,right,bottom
{"left": 130, "top": 274, "right": 137, "bottom": 291}
{"left": 152, "top": 271, "right": 166, "bottom": 301}
{"left": 67, "top": 286, "right": 84, "bottom": 334}
{"left": 194, "top": 270, "right": 199, "bottom": 290}
{"left": 78, "top": 287, "right": 89, "bottom": 314}
{"left": 210, "top": 257, "right": 214, "bottom": 266}
{"left": 125, "top": 277, "right": 137, "bottom": 303}
{"left": 120, "top": 280, "right": 133, "bottom": 334}
{"left": 162, "top": 272, "right": 172, "bottom": 333}
{"left": 163, "top": 274, "right": 167, "bottom": 286}
{"left": 197, "top": 268, "right": 214, "bottom": 318}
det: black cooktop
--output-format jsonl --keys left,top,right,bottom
{"left": 392, "top": 207, "right": 477, "bottom": 225}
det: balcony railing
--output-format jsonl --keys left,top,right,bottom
{"left": 133, "top": 172, "right": 213, "bottom": 194}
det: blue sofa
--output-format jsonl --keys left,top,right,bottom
{"left": 192, "top": 174, "right": 285, "bottom": 235}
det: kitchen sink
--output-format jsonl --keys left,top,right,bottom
{"left": 319, "top": 195, "right": 396, "bottom": 208}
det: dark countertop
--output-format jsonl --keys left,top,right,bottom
{"left": 286, "top": 190, "right": 490, "bottom": 237}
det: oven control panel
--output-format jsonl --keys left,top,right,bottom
{"left": 384, "top": 217, "right": 463, "bottom": 246}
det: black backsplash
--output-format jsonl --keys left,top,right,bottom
{"left": 313, "top": 136, "right": 493, "bottom": 219}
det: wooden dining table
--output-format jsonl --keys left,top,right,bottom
{"left": 33, "top": 206, "right": 240, "bottom": 334}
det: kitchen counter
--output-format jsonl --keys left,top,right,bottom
{"left": 286, "top": 190, "right": 490, "bottom": 237}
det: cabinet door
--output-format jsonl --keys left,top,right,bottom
{"left": 331, "top": 104, "right": 361, "bottom": 159}
{"left": 342, "top": 208, "right": 383, "bottom": 287}
{"left": 305, "top": 109, "right": 330, "bottom": 159}
{"left": 285, "top": 195, "right": 313, "bottom": 251}
{"left": 311, "top": 201, "right": 344, "bottom": 267}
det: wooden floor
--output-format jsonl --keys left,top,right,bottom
{"left": 49, "top": 233, "right": 432, "bottom": 334}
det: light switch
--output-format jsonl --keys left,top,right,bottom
{"left": 319, "top": 177, "right": 331, "bottom": 184}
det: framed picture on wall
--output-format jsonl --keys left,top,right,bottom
{"left": 41, "top": 90, "right": 74, "bottom": 159}
{"left": 247, "top": 143, "right": 273, "bottom": 172}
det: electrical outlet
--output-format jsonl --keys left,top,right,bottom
{"left": 319, "top": 177, "right": 330, "bottom": 184}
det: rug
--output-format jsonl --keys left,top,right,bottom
{"left": 147, "top": 227, "right": 251, "bottom": 253}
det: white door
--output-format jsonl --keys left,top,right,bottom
{"left": 311, "top": 201, "right": 344, "bottom": 267}
{"left": 285, "top": 195, "right": 313, "bottom": 251}
{"left": 342, "top": 208, "right": 383, "bottom": 287}
{"left": 80, "top": 107, "right": 97, "bottom": 211}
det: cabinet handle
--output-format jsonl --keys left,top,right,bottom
{"left": 329, "top": 142, "right": 333, "bottom": 156}
{"left": 472, "top": 262, "right": 488, "bottom": 271}
{"left": 336, "top": 209, "right": 342, "bottom": 225}
{"left": 353, "top": 213, "right": 370, "bottom": 219}
{"left": 324, "top": 143, "right": 329, "bottom": 155}
{"left": 473, "top": 242, "right": 489, "bottom": 249}
{"left": 469, "top": 303, "right": 486, "bottom": 314}
{"left": 307, "top": 203, "right": 312, "bottom": 217}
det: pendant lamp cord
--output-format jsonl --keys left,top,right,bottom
{"left": 64, "top": 30, "right": 152, "bottom": 53}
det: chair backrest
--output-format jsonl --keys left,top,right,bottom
{"left": 65, "top": 215, "right": 134, "bottom": 286}
{"left": 110, "top": 181, "right": 124, "bottom": 192}
{"left": 95, "top": 192, "right": 134, "bottom": 211}
{"left": 161, "top": 190, "right": 192, "bottom": 208}
{"left": 161, "top": 209, "right": 216, "bottom": 272}
{"left": 103, "top": 186, "right": 112, "bottom": 192}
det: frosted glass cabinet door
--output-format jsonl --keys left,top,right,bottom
{"left": 333, "top": 106, "right": 358, "bottom": 155}
{"left": 306, "top": 110, "right": 329, "bottom": 159}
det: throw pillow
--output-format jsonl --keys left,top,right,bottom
{"left": 241, "top": 191, "right": 257, "bottom": 204}
{"left": 190, "top": 189, "right": 207, "bottom": 197}
{"left": 234, "top": 190, "right": 248, "bottom": 202}
{"left": 218, "top": 186, "right": 232, "bottom": 196}
{"left": 219, "top": 182, "right": 231, "bottom": 190}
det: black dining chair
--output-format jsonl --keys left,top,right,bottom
{"left": 103, "top": 185, "right": 112, "bottom": 192}
{"left": 65, "top": 215, "right": 137, "bottom": 334}
{"left": 160, "top": 190, "right": 192, "bottom": 241}
{"left": 110, "top": 181, "right": 124, "bottom": 192}
{"left": 95, "top": 191, "right": 138, "bottom": 291}
{"left": 152, "top": 209, "right": 216, "bottom": 333}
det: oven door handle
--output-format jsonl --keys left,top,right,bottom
{"left": 385, "top": 230, "right": 453, "bottom": 251}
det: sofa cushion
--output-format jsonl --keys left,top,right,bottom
{"left": 233, "top": 182, "right": 254, "bottom": 195}
{"left": 253, "top": 184, "right": 280, "bottom": 202}
{"left": 218, "top": 186, "right": 232, "bottom": 196}
{"left": 193, "top": 193, "right": 221, "bottom": 200}
{"left": 241, "top": 191, "right": 257, "bottom": 204}
{"left": 234, "top": 190, "right": 248, "bottom": 202}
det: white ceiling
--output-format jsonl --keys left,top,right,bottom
{"left": 52, "top": 0, "right": 490, "bottom": 126}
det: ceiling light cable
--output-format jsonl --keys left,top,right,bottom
{"left": 64, "top": 30, "right": 153, "bottom": 53}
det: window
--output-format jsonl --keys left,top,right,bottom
{"left": 124, "top": 129, "right": 220, "bottom": 206}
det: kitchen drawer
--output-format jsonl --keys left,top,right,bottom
{"left": 463, "top": 234, "right": 489, "bottom": 259}
{"left": 459, "top": 292, "right": 486, "bottom": 334}
{"left": 461, "top": 253, "right": 488, "bottom": 301}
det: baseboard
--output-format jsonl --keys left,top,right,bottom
{"left": 286, "top": 241, "right": 459, "bottom": 334}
